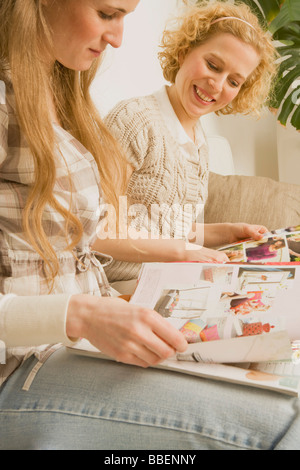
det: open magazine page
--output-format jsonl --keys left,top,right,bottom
{"left": 130, "top": 262, "right": 300, "bottom": 360}
{"left": 128, "top": 260, "right": 300, "bottom": 395}
{"left": 67, "top": 258, "right": 300, "bottom": 396}
{"left": 68, "top": 225, "right": 300, "bottom": 396}
{"left": 218, "top": 224, "right": 300, "bottom": 264}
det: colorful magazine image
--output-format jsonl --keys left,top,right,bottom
{"left": 146, "top": 263, "right": 295, "bottom": 348}
{"left": 219, "top": 236, "right": 290, "bottom": 263}
{"left": 68, "top": 224, "right": 300, "bottom": 396}
{"left": 286, "top": 233, "right": 300, "bottom": 262}
{"left": 126, "top": 260, "right": 300, "bottom": 395}
{"left": 217, "top": 225, "right": 300, "bottom": 264}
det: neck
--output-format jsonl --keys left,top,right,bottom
{"left": 166, "top": 85, "right": 197, "bottom": 143}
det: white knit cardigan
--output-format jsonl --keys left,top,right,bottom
{"left": 104, "top": 88, "right": 209, "bottom": 282}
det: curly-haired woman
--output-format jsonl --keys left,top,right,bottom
{"left": 100, "top": 0, "right": 277, "bottom": 284}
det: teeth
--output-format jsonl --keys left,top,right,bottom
{"left": 195, "top": 86, "right": 214, "bottom": 102}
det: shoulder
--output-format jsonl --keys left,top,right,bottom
{"left": 105, "top": 94, "right": 167, "bottom": 169}
{"left": 105, "top": 94, "right": 163, "bottom": 141}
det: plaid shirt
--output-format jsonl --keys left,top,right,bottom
{"left": 0, "top": 80, "right": 112, "bottom": 386}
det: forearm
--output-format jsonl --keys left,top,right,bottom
{"left": 190, "top": 222, "right": 267, "bottom": 248}
{"left": 0, "top": 293, "right": 75, "bottom": 348}
{"left": 92, "top": 236, "right": 187, "bottom": 263}
{"left": 204, "top": 223, "right": 237, "bottom": 246}
{"left": 189, "top": 223, "right": 235, "bottom": 248}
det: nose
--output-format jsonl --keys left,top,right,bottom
{"left": 103, "top": 20, "right": 124, "bottom": 49}
{"left": 208, "top": 74, "right": 226, "bottom": 93}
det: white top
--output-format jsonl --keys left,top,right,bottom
{"left": 104, "top": 86, "right": 209, "bottom": 282}
{"left": 155, "top": 85, "right": 206, "bottom": 154}
{"left": 155, "top": 86, "right": 206, "bottom": 221}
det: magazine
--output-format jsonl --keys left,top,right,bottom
{"left": 68, "top": 225, "right": 300, "bottom": 396}
{"left": 217, "top": 224, "right": 300, "bottom": 264}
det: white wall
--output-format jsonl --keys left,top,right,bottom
{"left": 91, "top": 0, "right": 177, "bottom": 115}
{"left": 201, "top": 111, "right": 279, "bottom": 180}
{"left": 90, "top": 0, "right": 281, "bottom": 181}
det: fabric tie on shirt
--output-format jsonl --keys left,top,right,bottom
{"left": 76, "top": 250, "right": 113, "bottom": 272}
{"left": 76, "top": 250, "right": 114, "bottom": 297}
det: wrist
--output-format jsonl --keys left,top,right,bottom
{"left": 66, "top": 294, "right": 94, "bottom": 340}
{"left": 183, "top": 242, "right": 203, "bottom": 261}
{"left": 224, "top": 223, "right": 236, "bottom": 244}
{"left": 159, "top": 239, "right": 187, "bottom": 262}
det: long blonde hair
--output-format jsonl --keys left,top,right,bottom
{"left": 0, "top": 0, "right": 128, "bottom": 286}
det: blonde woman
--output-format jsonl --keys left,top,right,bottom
{"left": 98, "top": 0, "right": 277, "bottom": 284}
{"left": 0, "top": 0, "right": 299, "bottom": 451}
{"left": 0, "top": 0, "right": 189, "bottom": 447}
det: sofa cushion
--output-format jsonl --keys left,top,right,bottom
{"left": 204, "top": 172, "right": 300, "bottom": 231}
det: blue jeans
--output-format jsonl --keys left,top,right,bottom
{"left": 0, "top": 347, "right": 299, "bottom": 450}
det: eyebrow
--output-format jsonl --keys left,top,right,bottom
{"left": 209, "top": 53, "right": 246, "bottom": 81}
{"left": 102, "top": 4, "right": 134, "bottom": 14}
{"left": 115, "top": 8, "right": 127, "bottom": 13}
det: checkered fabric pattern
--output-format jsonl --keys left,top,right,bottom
{"left": 0, "top": 80, "right": 112, "bottom": 385}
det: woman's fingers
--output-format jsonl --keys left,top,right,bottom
{"left": 75, "top": 296, "right": 188, "bottom": 368}
{"left": 148, "top": 311, "right": 187, "bottom": 354}
{"left": 115, "top": 340, "right": 173, "bottom": 368}
{"left": 118, "top": 310, "right": 187, "bottom": 366}
{"left": 185, "top": 244, "right": 229, "bottom": 263}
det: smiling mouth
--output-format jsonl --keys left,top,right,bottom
{"left": 194, "top": 85, "right": 215, "bottom": 103}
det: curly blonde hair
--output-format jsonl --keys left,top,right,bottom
{"left": 158, "top": 0, "right": 278, "bottom": 117}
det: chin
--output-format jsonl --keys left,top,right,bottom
{"left": 74, "top": 60, "right": 94, "bottom": 71}
{"left": 58, "top": 58, "right": 94, "bottom": 72}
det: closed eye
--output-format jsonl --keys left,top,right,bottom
{"left": 207, "top": 59, "right": 242, "bottom": 88}
{"left": 229, "top": 78, "right": 240, "bottom": 88}
{"left": 98, "top": 11, "right": 116, "bottom": 20}
{"left": 207, "top": 60, "right": 219, "bottom": 72}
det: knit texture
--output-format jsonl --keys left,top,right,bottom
{"left": 104, "top": 91, "right": 209, "bottom": 282}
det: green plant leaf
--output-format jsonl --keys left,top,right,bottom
{"left": 273, "top": 22, "right": 300, "bottom": 42}
{"left": 221, "top": 0, "right": 300, "bottom": 130}
{"left": 238, "top": 0, "right": 268, "bottom": 26}
{"left": 277, "top": 87, "right": 298, "bottom": 125}
{"left": 276, "top": 45, "right": 300, "bottom": 58}
{"left": 256, "top": 0, "right": 281, "bottom": 23}
{"left": 291, "top": 98, "right": 300, "bottom": 129}
{"left": 277, "top": 56, "right": 299, "bottom": 78}
{"left": 269, "top": 0, "right": 300, "bottom": 33}
{"left": 274, "top": 66, "right": 300, "bottom": 103}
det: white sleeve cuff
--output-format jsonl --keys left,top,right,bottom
{"left": 0, "top": 294, "right": 77, "bottom": 348}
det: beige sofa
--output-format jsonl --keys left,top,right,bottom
{"left": 114, "top": 172, "right": 300, "bottom": 295}
{"left": 204, "top": 172, "right": 300, "bottom": 231}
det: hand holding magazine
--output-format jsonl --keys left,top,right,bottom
{"left": 69, "top": 225, "right": 300, "bottom": 396}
